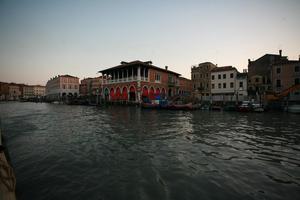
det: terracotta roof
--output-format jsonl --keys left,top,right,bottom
{"left": 211, "top": 66, "right": 237, "bottom": 72}
{"left": 99, "top": 60, "right": 180, "bottom": 76}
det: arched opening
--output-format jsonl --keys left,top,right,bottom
{"left": 110, "top": 88, "right": 115, "bottom": 101}
{"left": 149, "top": 87, "right": 155, "bottom": 100}
{"left": 116, "top": 87, "right": 121, "bottom": 100}
{"left": 155, "top": 88, "right": 160, "bottom": 100}
{"left": 142, "top": 86, "right": 149, "bottom": 102}
{"left": 122, "top": 87, "right": 128, "bottom": 101}
{"left": 104, "top": 88, "right": 109, "bottom": 101}
{"left": 129, "top": 86, "right": 136, "bottom": 101}
{"left": 168, "top": 88, "right": 172, "bottom": 97}
{"left": 161, "top": 88, "right": 166, "bottom": 99}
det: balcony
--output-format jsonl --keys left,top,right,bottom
{"left": 106, "top": 76, "right": 147, "bottom": 84}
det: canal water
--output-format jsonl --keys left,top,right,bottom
{"left": 0, "top": 102, "right": 300, "bottom": 200}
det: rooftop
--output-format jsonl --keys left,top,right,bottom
{"left": 99, "top": 60, "right": 180, "bottom": 76}
{"left": 211, "top": 66, "right": 237, "bottom": 72}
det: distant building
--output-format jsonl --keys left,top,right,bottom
{"left": 271, "top": 59, "right": 300, "bottom": 102}
{"left": 45, "top": 75, "right": 79, "bottom": 100}
{"left": 0, "top": 82, "right": 9, "bottom": 100}
{"left": 8, "top": 84, "right": 21, "bottom": 100}
{"left": 211, "top": 66, "right": 238, "bottom": 102}
{"left": 235, "top": 71, "right": 248, "bottom": 102}
{"left": 33, "top": 85, "right": 45, "bottom": 97}
{"left": 191, "top": 62, "right": 217, "bottom": 100}
{"left": 23, "top": 85, "right": 34, "bottom": 99}
{"left": 79, "top": 76, "right": 105, "bottom": 97}
{"left": 99, "top": 60, "right": 181, "bottom": 102}
{"left": 178, "top": 77, "right": 192, "bottom": 96}
{"left": 248, "top": 50, "right": 288, "bottom": 99}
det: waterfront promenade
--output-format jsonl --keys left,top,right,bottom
{"left": 0, "top": 102, "right": 299, "bottom": 200}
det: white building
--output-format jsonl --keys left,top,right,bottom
{"left": 46, "top": 75, "right": 79, "bottom": 100}
{"left": 211, "top": 66, "right": 238, "bottom": 102}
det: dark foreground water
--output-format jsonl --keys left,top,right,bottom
{"left": 0, "top": 102, "right": 300, "bottom": 200}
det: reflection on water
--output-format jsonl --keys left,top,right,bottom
{"left": 0, "top": 102, "right": 300, "bottom": 200}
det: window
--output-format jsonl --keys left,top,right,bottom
{"left": 295, "top": 66, "right": 299, "bottom": 72}
{"left": 69, "top": 85, "right": 72, "bottom": 89}
{"left": 75, "top": 85, "right": 78, "bottom": 89}
{"left": 276, "top": 67, "right": 281, "bottom": 74}
{"left": 206, "top": 73, "right": 208, "bottom": 78}
{"left": 193, "top": 84, "right": 196, "bottom": 89}
{"left": 230, "top": 73, "right": 233, "bottom": 78}
{"left": 218, "top": 74, "right": 221, "bottom": 79}
{"left": 200, "top": 74, "right": 202, "bottom": 78}
{"left": 212, "top": 75, "right": 215, "bottom": 80}
{"left": 223, "top": 74, "right": 226, "bottom": 79}
{"left": 63, "top": 84, "right": 66, "bottom": 89}
{"left": 295, "top": 78, "right": 300, "bottom": 85}
{"left": 276, "top": 80, "right": 281, "bottom": 87}
{"left": 239, "top": 81, "right": 243, "bottom": 88}
{"left": 255, "top": 78, "right": 259, "bottom": 83}
{"left": 212, "top": 84, "right": 215, "bottom": 89}
{"left": 218, "top": 83, "right": 221, "bottom": 89}
{"left": 223, "top": 83, "right": 226, "bottom": 88}
{"left": 230, "top": 82, "right": 234, "bottom": 88}
{"left": 193, "top": 74, "right": 195, "bottom": 79}
{"left": 155, "top": 73, "right": 161, "bottom": 82}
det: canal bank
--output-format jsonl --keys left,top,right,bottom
{"left": 0, "top": 128, "right": 16, "bottom": 200}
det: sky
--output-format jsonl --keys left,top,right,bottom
{"left": 0, "top": 0, "right": 299, "bottom": 85}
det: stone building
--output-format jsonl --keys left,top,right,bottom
{"left": 178, "top": 77, "right": 192, "bottom": 96}
{"left": 99, "top": 60, "right": 182, "bottom": 102}
{"left": 235, "top": 71, "right": 248, "bottom": 102}
{"left": 79, "top": 76, "right": 105, "bottom": 97}
{"left": 8, "top": 84, "right": 21, "bottom": 100}
{"left": 191, "top": 62, "right": 217, "bottom": 100}
{"left": 248, "top": 50, "right": 288, "bottom": 99}
{"left": 271, "top": 59, "right": 300, "bottom": 102}
{"left": 211, "top": 66, "right": 238, "bottom": 102}
{"left": 46, "top": 75, "right": 79, "bottom": 100}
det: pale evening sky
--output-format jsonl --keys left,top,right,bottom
{"left": 0, "top": 0, "right": 299, "bottom": 85}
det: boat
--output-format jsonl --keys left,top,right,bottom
{"left": 141, "top": 102, "right": 160, "bottom": 109}
{"left": 252, "top": 103, "right": 264, "bottom": 112}
{"left": 287, "top": 105, "right": 300, "bottom": 114}
{"left": 238, "top": 101, "right": 252, "bottom": 112}
{"left": 167, "top": 103, "right": 193, "bottom": 110}
{"left": 210, "top": 105, "right": 222, "bottom": 111}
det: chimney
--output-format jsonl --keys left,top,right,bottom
{"left": 165, "top": 66, "right": 168, "bottom": 70}
{"left": 248, "top": 59, "right": 251, "bottom": 64}
{"left": 279, "top": 49, "right": 282, "bottom": 57}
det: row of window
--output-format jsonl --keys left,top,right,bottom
{"left": 192, "top": 73, "right": 209, "bottom": 79}
{"left": 62, "top": 85, "right": 78, "bottom": 89}
{"left": 212, "top": 73, "right": 234, "bottom": 80}
{"left": 276, "top": 78, "right": 300, "bottom": 87}
{"left": 276, "top": 66, "right": 299, "bottom": 74}
{"left": 212, "top": 82, "right": 235, "bottom": 89}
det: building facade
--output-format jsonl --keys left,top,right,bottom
{"left": 0, "top": 82, "right": 9, "bottom": 100}
{"left": 178, "top": 77, "right": 192, "bottom": 96}
{"left": 235, "top": 72, "right": 248, "bottom": 102}
{"left": 211, "top": 66, "right": 238, "bottom": 102}
{"left": 8, "top": 84, "right": 21, "bottom": 100}
{"left": 248, "top": 50, "right": 288, "bottom": 99}
{"left": 99, "top": 60, "right": 181, "bottom": 102}
{"left": 79, "top": 76, "right": 105, "bottom": 97}
{"left": 191, "top": 62, "right": 217, "bottom": 99}
{"left": 271, "top": 60, "right": 300, "bottom": 101}
{"left": 46, "top": 75, "right": 79, "bottom": 100}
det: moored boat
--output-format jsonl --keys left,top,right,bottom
{"left": 287, "top": 104, "right": 300, "bottom": 114}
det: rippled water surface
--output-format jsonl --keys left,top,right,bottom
{"left": 0, "top": 102, "right": 300, "bottom": 200}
